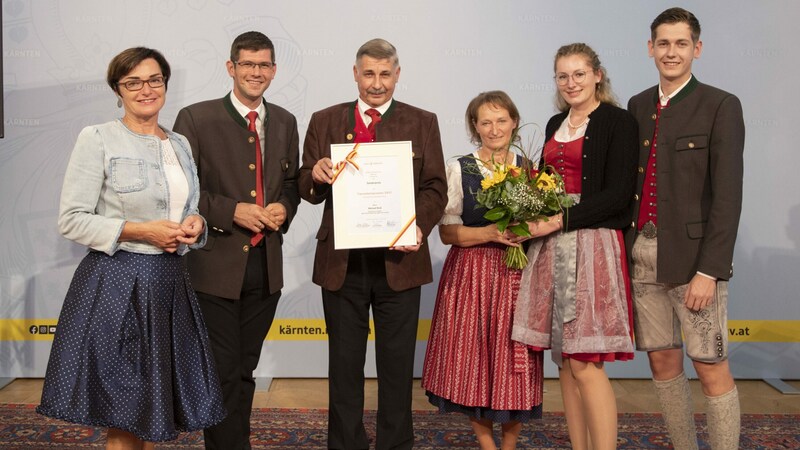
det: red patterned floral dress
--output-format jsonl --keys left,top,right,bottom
{"left": 422, "top": 153, "right": 544, "bottom": 423}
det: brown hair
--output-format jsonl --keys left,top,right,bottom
{"left": 651, "top": 7, "right": 701, "bottom": 43}
{"left": 553, "top": 43, "right": 618, "bottom": 112}
{"left": 106, "top": 47, "right": 170, "bottom": 94}
{"left": 465, "top": 90, "right": 521, "bottom": 146}
{"left": 230, "top": 31, "right": 275, "bottom": 63}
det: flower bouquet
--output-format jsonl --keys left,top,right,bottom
{"left": 472, "top": 130, "right": 574, "bottom": 269}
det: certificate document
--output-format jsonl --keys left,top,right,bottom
{"left": 331, "top": 141, "right": 417, "bottom": 249}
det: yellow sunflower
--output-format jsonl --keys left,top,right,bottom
{"left": 536, "top": 172, "right": 557, "bottom": 191}
{"left": 481, "top": 169, "right": 507, "bottom": 190}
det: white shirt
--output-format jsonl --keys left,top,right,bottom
{"left": 230, "top": 91, "right": 267, "bottom": 164}
{"left": 357, "top": 98, "right": 392, "bottom": 127}
{"left": 658, "top": 75, "right": 693, "bottom": 106}
{"left": 161, "top": 139, "right": 190, "bottom": 223}
{"left": 553, "top": 114, "right": 589, "bottom": 143}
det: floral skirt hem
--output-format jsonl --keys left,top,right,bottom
{"left": 426, "top": 392, "right": 542, "bottom": 424}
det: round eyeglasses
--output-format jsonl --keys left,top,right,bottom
{"left": 554, "top": 71, "right": 589, "bottom": 86}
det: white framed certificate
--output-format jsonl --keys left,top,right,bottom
{"left": 331, "top": 141, "right": 417, "bottom": 249}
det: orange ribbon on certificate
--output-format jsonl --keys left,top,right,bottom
{"left": 388, "top": 214, "right": 417, "bottom": 247}
{"left": 330, "top": 144, "right": 361, "bottom": 184}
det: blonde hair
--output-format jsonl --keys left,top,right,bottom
{"left": 553, "top": 43, "right": 618, "bottom": 112}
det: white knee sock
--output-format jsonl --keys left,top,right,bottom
{"left": 653, "top": 372, "right": 699, "bottom": 450}
{"left": 705, "top": 386, "right": 740, "bottom": 450}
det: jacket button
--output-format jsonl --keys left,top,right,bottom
{"left": 643, "top": 139, "right": 650, "bottom": 147}
{"left": 638, "top": 167, "right": 645, "bottom": 173}
{"left": 250, "top": 190, "right": 257, "bottom": 198}
{"left": 634, "top": 194, "right": 640, "bottom": 200}
{"left": 688, "top": 142, "right": 695, "bottom": 149}
{"left": 249, "top": 164, "right": 256, "bottom": 170}
{"left": 651, "top": 113, "right": 657, "bottom": 120}
{"left": 310, "top": 187, "right": 315, "bottom": 196}
{"left": 631, "top": 221, "right": 636, "bottom": 228}
{"left": 243, "top": 245, "right": 250, "bottom": 253}
{"left": 248, "top": 137, "right": 256, "bottom": 144}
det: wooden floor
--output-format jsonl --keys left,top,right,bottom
{"left": 2, "top": 378, "right": 798, "bottom": 414}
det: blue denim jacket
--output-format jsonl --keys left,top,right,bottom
{"left": 58, "top": 119, "right": 206, "bottom": 256}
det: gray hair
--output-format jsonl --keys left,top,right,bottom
{"left": 356, "top": 38, "right": 399, "bottom": 68}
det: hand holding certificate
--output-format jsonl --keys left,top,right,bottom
{"left": 330, "top": 141, "right": 417, "bottom": 249}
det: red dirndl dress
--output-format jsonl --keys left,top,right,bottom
{"left": 512, "top": 136, "right": 634, "bottom": 366}
{"left": 422, "top": 155, "right": 544, "bottom": 423}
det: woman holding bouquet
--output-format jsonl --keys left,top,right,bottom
{"left": 512, "top": 43, "right": 638, "bottom": 450}
{"left": 422, "top": 91, "right": 544, "bottom": 450}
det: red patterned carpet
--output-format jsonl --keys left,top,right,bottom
{"left": 0, "top": 404, "right": 797, "bottom": 449}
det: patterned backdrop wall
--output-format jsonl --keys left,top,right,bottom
{"left": 1, "top": 0, "right": 798, "bottom": 378}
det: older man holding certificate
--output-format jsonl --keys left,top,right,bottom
{"left": 330, "top": 140, "right": 418, "bottom": 249}
{"left": 299, "top": 38, "right": 447, "bottom": 450}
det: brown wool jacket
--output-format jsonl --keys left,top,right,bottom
{"left": 174, "top": 93, "right": 300, "bottom": 298}
{"left": 299, "top": 100, "right": 447, "bottom": 292}
{"left": 626, "top": 77, "right": 745, "bottom": 284}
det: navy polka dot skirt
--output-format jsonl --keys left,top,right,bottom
{"left": 37, "top": 250, "right": 226, "bottom": 442}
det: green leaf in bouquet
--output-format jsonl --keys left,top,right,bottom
{"left": 496, "top": 215, "right": 511, "bottom": 232}
{"left": 508, "top": 222, "right": 530, "bottom": 237}
{"left": 484, "top": 207, "right": 506, "bottom": 222}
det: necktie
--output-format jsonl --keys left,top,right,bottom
{"left": 246, "top": 111, "right": 264, "bottom": 246}
{"left": 365, "top": 108, "right": 382, "bottom": 136}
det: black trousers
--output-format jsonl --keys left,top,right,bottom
{"left": 197, "top": 247, "right": 280, "bottom": 450}
{"left": 322, "top": 249, "right": 421, "bottom": 450}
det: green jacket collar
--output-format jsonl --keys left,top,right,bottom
{"left": 652, "top": 75, "right": 699, "bottom": 106}
{"left": 223, "top": 92, "right": 270, "bottom": 128}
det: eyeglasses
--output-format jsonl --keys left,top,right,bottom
{"left": 234, "top": 61, "right": 275, "bottom": 71}
{"left": 118, "top": 76, "right": 166, "bottom": 91}
{"left": 554, "top": 70, "right": 589, "bottom": 86}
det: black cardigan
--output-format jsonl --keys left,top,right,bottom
{"left": 544, "top": 102, "right": 639, "bottom": 230}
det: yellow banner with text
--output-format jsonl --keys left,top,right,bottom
{"left": 1, "top": 319, "right": 798, "bottom": 342}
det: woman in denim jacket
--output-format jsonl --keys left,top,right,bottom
{"left": 37, "top": 47, "right": 225, "bottom": 449}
